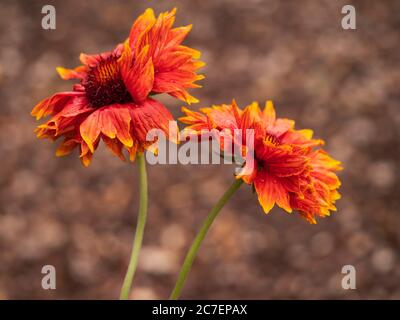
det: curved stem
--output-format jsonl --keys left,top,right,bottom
{"left": 120, "top": 152, "right": 148, "bottom": 300}
{"left": 170, "top": 179, "right": 244, "bottom": 300}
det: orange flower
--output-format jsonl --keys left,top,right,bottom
{"left": 32, "top": 8, "right": 204, "bottom": 166}
{"left": 180, "top": 100, "right": 342, "bottom": 224}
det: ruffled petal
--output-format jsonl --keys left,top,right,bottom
{"left": 129, "top": 8, "right": 156, "bottom": 50}
{"left": 102, "top": 136, "right": 126, "bottom": 161}
{"left": 79, "top": 140, "right": 95, "bottom": 167}
{"left": 79, "top": 44, "right": 124, "bottom": 67}
{"left": 200, "top": 100, "right": 241, "bottom": 132}
{"left": 129, "top": 98, "right": 178, "bottom": 150}
{"left": 311, "top": 149, "right": 343, "bottom": 171}
{"left": 53, "top": 96, "right": 92, "bottom": 120}
{"left": 262, "top": 100, "right": 276, "bottom": 125}
{"left": 120, "top": 43, "right": 154, "bottom": 103}
{"left": 268, "top": 152, "right": 310, "bottom": 177}
{"left": 31, "top": 92, "right": 85, "bottom": 120}
{"left": 240, "top": 101, "right": 262, "bottom": 130}
{"left": 166, "top": 25, "right": 193, "bottom": 48}
{"left": 79, "top": 110, "right": 101, "bottom": 153}
{"left": 129, "top": 8, "right": 204, "bottom": 104}
{"left": 56, "top": 136, "right": 80, "bottom": 157}
{"left": 254, "top": 169, "right": 292, "bottom": 214}
{"left": 143, "top": 8, "right": 177, "bottom": 62}
{"left": 268, "top": 118, "right": 295, "bottom": 137}
{"left": 80, "top": 104, "right": 133, "bottom": 153}
{"left": 100, "top": 104, "right": 133, "bottom": 148}
{"left": 280, "top": 129, "right": 324, "bottom": 148}
{"left": 179, "top": 106, "right": 210, "bottom": 132}
{"left": 56, "top": 66, "right": 87, "bottom": 80}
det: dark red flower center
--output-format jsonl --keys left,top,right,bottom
{"left": 83, "top": 56, "right": 132, "bottom": 108}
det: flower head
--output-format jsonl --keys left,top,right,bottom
{"left": 32, "top": 8, "right": 204, "bottom": 166}
{"left": 180, "top": 100, "right": 342, "bottom": 224}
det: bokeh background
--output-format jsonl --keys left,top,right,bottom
{"left": 0, "top": 0, "right": 399, "bottom": 299}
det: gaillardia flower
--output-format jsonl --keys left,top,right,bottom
{"left": 180, "top": 100, "right": 342, "bottom": 224}
{"left": 32, "top": 8, "right": 204, "bottom": 166}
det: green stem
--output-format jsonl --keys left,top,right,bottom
{"left": 120, "top": 152, "right": 148, "bottom": 300}
{"left": 170, "top": 179, "right": 244, "bottom": 300}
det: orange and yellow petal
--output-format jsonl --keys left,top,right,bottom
{"left": 78, "top": 139, "right": 97, "bottom": 167}
{"left": 55, "top": 137, "right": 79, "bottom": 157}
{"left": 79, "top": 44, "right": 124, "bottom": 67}
{"left": 31, "top": 92, "right": 85, "bottom": 120}
{"left": 79, "top": 109, "right": 102, "bottom": 153}
{"left": 180, "top": 99, "right": 342, "bottom": 224}
{"left": 99, "top": 105, "right": 133, "bottom": 148}
{"left": 179, "top": 106, "right": 211, "bottom": 134}
{"left": 56, "top": 66, "right": 87, "bottom": 80}
{"left": 262, "top": 100, "right": 276, "bottom": 125}
{"left": 102, "top": 136, "right": 126, "bottom": 161}
{"left": 80, "top": 104, "right": 133, "bottom": 153}
{"left": 254, "top": 170, "right": 293, "bottom": 214}
{"left": 240, "top": 101, "right": 262, "bottom": 130}
{"left": 129, "top": 8, "right": 204, "bottom": 104}
{"left": 280, "top": 129, "right": 324, "bottom": 148}
{"left": 120, "top": 43, "right": 154, "bottom": 103}
{"left": 129, "top": 98, "right": 178, "bottom": 150}
{"left": 200, "top": 101, "right": 242, "bottom": 132}
{"left": 129, "top": 8, "right": 156, "bottom": 50}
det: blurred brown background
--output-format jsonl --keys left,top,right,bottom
{"left": 0, "top": 0, "right": 399, "bottom": 299}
